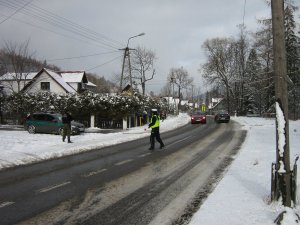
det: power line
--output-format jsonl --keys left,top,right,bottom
{"left": 47, "top": 51, "right": 120, "bottom": 62}
{"left": 86, "top": 55, "right": 123, "bottom": 71}
{"left": 28, "top": 2, "right": 123, "bottom": 48}
{"left": 0, "top": 0, "right": 124, "bottom": 50}
{"left": 0, "top": 12, "right": 119, "bottom": 50}
{"left": 0, "top": 0, "right": 33, "bottom": 25}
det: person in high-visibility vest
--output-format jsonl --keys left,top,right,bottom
{"left": 148, "top": 109, "right": 165, "bottom": 150}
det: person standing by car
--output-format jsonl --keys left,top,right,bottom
{"left": 62, "top": 111, "right": 73, "bottom": 143}
{"left": 148, "top": 109, "right": 165, "bottom": 150}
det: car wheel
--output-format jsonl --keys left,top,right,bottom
{"left": 28, "top": 125, "right": 36, "bottom": 134}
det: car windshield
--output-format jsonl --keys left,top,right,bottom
{"left": 192, "top": 111, "right": 205, "bottom": 115}
{"left": 218, "top": 111, "right": 228, "bottom": 114}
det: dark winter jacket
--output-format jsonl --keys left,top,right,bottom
{"left": 62, "top": 113, "right": 73, "bottom": 124}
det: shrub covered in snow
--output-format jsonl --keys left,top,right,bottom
{"left": 3, "top": 91, "right": 168, "bottom": 120}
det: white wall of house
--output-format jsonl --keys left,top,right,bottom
{"left": 67, "top": 82, "right": 78, "bottom": 91}
{"left": 24, "top": 71, "right": 69, "bottom": 94}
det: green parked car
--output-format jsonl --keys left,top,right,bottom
{"left": 24, "top": 112, "right": 84, "bottom": 135}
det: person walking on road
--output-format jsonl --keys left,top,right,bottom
{"left": 148, "top": 109, "right": 164, "bottom": 150}
{"left": 62, "top": 111, "right": 73, "bottom": 143}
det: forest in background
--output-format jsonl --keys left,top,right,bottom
{"left": 198, "top": 3, "right": 300, "bottom": 119}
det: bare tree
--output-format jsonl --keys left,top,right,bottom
{"left": 1, "top": 40, "right": 35, "bottom": 93}
{"left": 160, "top": 82, "right": 174, "bottom": 112}
{"left": 131, "top": 46, "right": 156, "bottom": 95}
{"left": 86, "top": 73, "right": 118, "bottom": 93}
{"left": 233, "top": 24, "right": 250, "bottom": 115}
{"left": 201, "top": 38, "right": 236, "bottom": 113}
{"left": 160, "top": 82, "right": 172, "bottom": 97}
{"left": 168, "top": 67, "right": 193, "bottom": 112}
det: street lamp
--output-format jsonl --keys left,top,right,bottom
{"left": 126, "top": 32, "right": 145, "bottom": 47}
{"left": 120, "top": 32, "right": 145, "bottom": 93}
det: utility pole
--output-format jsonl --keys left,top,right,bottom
{"left": 120, "top": 33, "right": 145, "bottom": 94}
{"left": 120, "top": 46, "right": 133, "bottom": 93}
{"left": 271, "top": 0, "right": 291, "bottom": 207}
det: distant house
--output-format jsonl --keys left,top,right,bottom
{"left": 0, "top": 68, "right": 96, "bottom": 95}
{"left": 0, "top": 72, "right": 37, "bottom": 94}
{"left": 121, "top": 84, "right": 134, "bottom": 96}
{"left": 208, "top": 98, "right": 225, "bottom": 114}
{"left": 86, "top": 81, "right": 97, "bottom": 92}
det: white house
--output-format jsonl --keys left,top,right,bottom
{"left": 22, "top": 68, "right": 76, "bottom": 94}
{"left": 0, "top": 68, "right": 96, "bottom": 94}
{"left": 209, "top": 98, "right": 223, "bottom": 110}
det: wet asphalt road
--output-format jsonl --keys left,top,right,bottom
{"left": 0, "top": 118, "right": 246, "bottom": 225}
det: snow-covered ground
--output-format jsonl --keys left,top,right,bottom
{"left": 0, "top": 114, "right": 300, "bottom": 224}
{"left": 0, "top": 113, "right": 190, "bottom": 170}
{"left": 189, "top": 117, "right": 300, "bottom": 225}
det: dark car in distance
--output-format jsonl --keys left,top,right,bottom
{"left": 24, "top": 112, "right": 85, "bottom": 135}
{"left": 71, "top": 121, "right": 85, "bottom": 133}
{"left": 215, "top": 111, "right": 230, "bottom": 123}
{"left": 191, "top": 111, "right": 207, "bottom": 124}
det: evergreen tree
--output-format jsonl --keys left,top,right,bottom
{"left": 254, "top": 18, "right": 275, "bottom": 115}
{"left": 244, "top": 48, "right": 262, "bottom": 115}
{"left": 284, "top": 4, "right": 300, "bottom": 119}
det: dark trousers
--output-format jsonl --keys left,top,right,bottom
{"left": 150, "top": 127, "right": 164, "bottom": 148}
{"left": 62, "top": 123, "right": 71, "bottom": 142}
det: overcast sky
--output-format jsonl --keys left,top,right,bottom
{"left": 0, "top": 0, "right": 299, "bottom": 94}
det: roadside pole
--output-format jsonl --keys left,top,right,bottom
{"left": 271, "top": 0, "right": 292, "bottom": 207}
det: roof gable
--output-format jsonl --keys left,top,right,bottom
{"left": 22, "top": 68, "right": 76, "bottom": 93}
{"left": 44, "top": 69, "right": 76, "bottom": 93}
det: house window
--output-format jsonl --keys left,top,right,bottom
{"left": 78, "top": 83, "right": 82, "bottom": 91}
{"left": 78, "top": 82, "right": 86, "bottom": 93}
{"left": 41, "top": 82, "right": 50, "bottom": 91}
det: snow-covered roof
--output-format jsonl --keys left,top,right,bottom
{"left": 210, "top": 98, "right": 224, "bottom": 110}
{"left": 87, "top": 81, "right": 96, "bottom": 87}
{"left": 181, "top": 100, "right": 189, "bottom": 105}
{"left": 1, "top": 68, "right": 94, "bottom": 93}
{"left": 43, "top": 68, "right": 76, "bottom": 93}
{"left": 0, "top": 70, "right": 88, "bottom": 83}
{"left": 58, "top": 71, "right": 87, "bottom": 83}
{"left": 0, "top": 72, "right": 37, "bottom": 81}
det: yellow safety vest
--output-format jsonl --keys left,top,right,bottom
{"left": 150, "top": 115, "right": 160, "bottom": 128}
